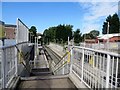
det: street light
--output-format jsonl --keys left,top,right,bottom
{"left": 107, "top": 22, "right": 109, "bottom": 51}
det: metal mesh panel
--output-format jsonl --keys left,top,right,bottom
{"left": 16, "top": 18, "right": 29, "bottom": 43}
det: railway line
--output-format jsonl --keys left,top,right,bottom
{"left": 43, "top": 45, "right": 62, "bottom": 64}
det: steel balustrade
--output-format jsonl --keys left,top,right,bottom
{"left": 0, "top": 44, "right": 120, "bottom": 89}
{"left": 71, "top": 46, "right": 120, "bottom": 88}
{"left": 0, "top": 42, "right": 32, "bottom": 89}
{"left": 45, "top": 45, "right": 120, "bottom": 88}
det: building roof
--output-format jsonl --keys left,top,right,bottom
{"left": 97, "top": 33, "right": 120, "bottom": 39}
{"left": 0, "top": 21, "right": 5, "bottom": 25}
{"left": 5, "top": 24, "right": 16, "bottom": 27}
{"left": 85, "top": 39, "right": 96, "bottom": 41}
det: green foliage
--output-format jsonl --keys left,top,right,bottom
{"left": 89, "top": 30, "right": 100, "bottom": 39}
{"left": 29, "top": 26, "right": 37, "bottom": 43}
{"left": 43, "top": 24, "right": 73, "bottom": 44}
{"left": 29, "top": 26, "right": 37, "bottom": 36}
{"left": 82, "top": 30, "right": 100, "bottom": 41}
{"left": 73, "top": 29, "right": 82, "bottom": 43}
{"left": 102, "top": 13, "right": 120, "bottom": 34}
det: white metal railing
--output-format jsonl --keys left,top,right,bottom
{"left": 0, "top": 18, "right": 31, "bottom": 89}
{"left": 71, "top": 46, "right": 120, "bottom": 88}
{"left": 0, "top": 49, "right": 2, "bottom": 88}
{"left": 49, "top": 51, "right": 71, "bottom": 75}
{"left": 0, "top": 45, "right": 17, "bottom": 88}
{"left": 80, "top": 42, "right": 120, "bottom": 53}
{"left": 0, "top": 42, "right": 32, "bottom": 89}
{"left": 41, "top": 44, "right": 120, "bottom": 88}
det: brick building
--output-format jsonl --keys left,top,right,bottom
{"left": 84, "top": 33, "right": 120, "bottom": 44}
{"left": 97, "top": 33, "right": 120, "bottom": 43}
{"left": 5, "top": 24, "right": 16, "bottom": 39}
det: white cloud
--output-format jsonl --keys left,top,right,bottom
{"left": 81, "top": 2, "right": 118, "bottom": 34}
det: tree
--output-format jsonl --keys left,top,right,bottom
{"left": 29, "top": 26, "right": 37, "bottom": 43}
{"left": 43, "top": 24, "right": 73, "bottom": 44}
{"left": 74, "top": 29, "right": 82, "bottom": 43}
{"left": 90, "top": 30, "right": 100, "bottom": 39}
{"left": 82, "top": 30, "right": 99, "bottom": 42}
{"left": 82, "top": 33, "right": 92, "bottom": 40}
{"left": 102, "top": 13, "right": 120, "bottom": 34}
{"left": 29, "top": 26, "right": 37, "bottom": 36}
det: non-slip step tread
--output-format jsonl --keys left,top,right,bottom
{"left": 21, "top": 74, "right": 69, "bottom": 81}
{"left": 31, "top": 68, "right": 49, "bottom": 72}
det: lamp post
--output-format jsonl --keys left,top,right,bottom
{"left": 72, "top": 31, "right": 74, "bottom": 46}
{"left": 84, "top": 34, "right": 86, "bottom": 47}
{"left": 107, "top": 22, "right": 109, "bottom": 51}
{"left": 29, "top": 32, "right": 34, "bottom": 43}
{"left": 29, "top": 32, "right": 32, "bottom": 43}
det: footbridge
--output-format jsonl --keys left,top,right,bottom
{"left": 0, "top": 42, "right": 120, "bottom": 89}
{"left": 0, "top": 18, "right": 120, "bottom": 89}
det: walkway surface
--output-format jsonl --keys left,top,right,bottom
{"left": 17, "top": 46, "right": 77, "bottom": 89}
{"left": 18, "top": 77, "right": 77, "bottom": 89}
{"left": 35, "top": 46, "right": 49, "bottom": 68}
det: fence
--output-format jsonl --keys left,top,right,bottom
{"left": 71, "top": 46, "right": 120, "bottom": 88}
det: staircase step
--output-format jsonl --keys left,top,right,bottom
{"left": 21, "top": 74, "right": 69, "bottom": 81}
{"left": 31, "top": 68, "right": 49, "bottom": 72}
{"left": 31, "top": 72, "right": 52, "bottom": 75}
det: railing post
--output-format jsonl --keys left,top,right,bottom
{"left": 15, "top": 47, "right": 18, "bottom": 76}
{"left": 62, "top": 58, "right": 65, "bottom": 75}
{"left": 1, "top": 49, "right": 5, "bottom": 88}
{"left": 70, "top": 47, "right": 73, "bottom": 74}
{"left": 34, "top": 37, "right": 37, "bottom": 68}
{"left": 105, "top": 54, "right": 110, "bottom": 88}
{"left": 81, "top": 48, "right": 85, "bottom": 82}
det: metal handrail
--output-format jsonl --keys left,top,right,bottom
{"left": 52, "top": 50, "right": 71, "bottom": 74}
{"left": 54, "top": 51, "right": 69, "bottom": 67}
{"left": 15, "top": 45, "right": 31, "bottom": 73}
